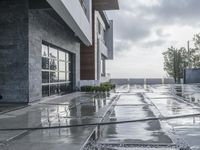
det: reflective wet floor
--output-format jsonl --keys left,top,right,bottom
{"left": 1, "top": 85, "right": 200, "bottom": 150}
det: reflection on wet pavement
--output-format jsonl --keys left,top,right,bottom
{"left": 97, "top": 93, "right": 173, "bottom": 146}
{"left": 0, "top": 92, "right": 116, "bottom": 150}
{"left": 2, "top": 84, "right": 200, "bottom": 150}
{"left": 150, "top": 97, "right": 200, "bottom": 117}
{"left": 168, "top": 117, "right": 200, "bottom": 150}
{"left": 116, "top": 94, "right": 145, "bottom": 105}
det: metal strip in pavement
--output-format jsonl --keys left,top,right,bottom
{"left": 1, "top": 113, "right": 200, "bottom": 131}
{"left": 97, "top": 143, "right": 177, "bottom": 148}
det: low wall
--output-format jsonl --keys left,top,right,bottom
{"left": 129, "top": 78, "right": 144, "bottom": 85}
{"left": 146, "top": 78, "right": 162, "bottom": 84}
{"left": 110, "top": 78, "right": 175, "bottom": 85}
{"left": 184, "top": 69, "right": 200, "bottom": 84}
{"left": 110, "top": 79, "right": 129, "bottom": 85}
{"left": 164, "top": 78, "right": 175, "bottom": 84}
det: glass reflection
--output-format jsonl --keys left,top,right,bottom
{"left": 49, "top": 47, "right": 57, "bottom": 59}
{"left": 42, "top": 72, "right": 49, "bottom": 83}
{"left": 50, "top": 84, "right": 58, "bottom": 95}
{"left": 50, "top": 72, "right": 58, "bottom": 83}
{"left": 59, "top": 72, "right": 66, "bottom": 82}
{"left": 59, "top": 51, "right": 65, "bottom": 61}
{"left": 42, "top": 45, "right": 48, "bottom": 57}
{"left": 42, "top": 85, "right": 49, "bottom": 97}
{"left": 59, "top": 61, "right": 65, "bottom": 71}
{"left": 42, "top": 44, "right": 73, "bottom": 97}
{"left": 42, "top": 58, "right": 49, "bottom": 70}
{"left": 50, "top": 59, "right": 58, "bottom": 71}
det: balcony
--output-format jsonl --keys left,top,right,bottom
{"left": 98, "top": 39, "right": 108, "bottom": 58}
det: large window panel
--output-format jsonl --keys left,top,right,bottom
{"left": 50, "top": 84, "right": 59, "bottom": 95}
{"left": 42, "top": 43, "right": 73, "bottom": 97}
{"left": 50, "top": 72, "right": 58, "bottom": 83}
{"left": 42, "top": 71, "right": 49, "bottom": 83}
{"left": 49, "top": 47, "right": 58, "bottom": 59}
{"left": 50, "top": 59, "right": 58, "bottom": 71}
{"left": 42, "top": 45, "right": 48, "bottom": 57}
{"left": 42, "top": 85, "right": 49, "bottom": 97}
{"left": 59, "top": 51, "right": 65, "bottom": 61}
{"left": 59, "top": 72, "right": 66, "bottom": 82}
{"left": 42, "top": 58, "right": 49, "bottom": 70}
{"left": 59, "top": 61, "right": 66, "bottom": 72}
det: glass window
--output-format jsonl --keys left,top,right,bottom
{"left": 59, "top": 72, "right": 66, "bottom": 82}
{"left": 66, "top": 53, "right": 69, "bottom": 62}
{"left": 59, "top": 61, "right": 65, "bottom": 72}
{"left": 49, "top": 47, "right": 57, "bottom": 59}
{"left": 42, "top": 45, "right": 48, "bottom": 57}
{"left": 50, "top": 84, "right": 59, "bottom": 95}
{"left": 98, "top": 20, "right": 101, "bottom": 34}
{"left": 66, "top": 73, "right": 71, "bottom": 81}
{"left": 42, "top": 85, "right": 49, "bottom": 97}
{"left": 42, "top": 58, "right": 49, "bottom": 70}
{"left": 50, "top": 59, "right": 58, "bottom": 71}
{"left": 59, "top": 51, "right": 65, "bottom": 61}
{"left": 42, "top": 72, "right": 49, "bottom": 83}
{"left": 50, "top": 72, "right": 58, "bottom": 83}
{"left": 60, "top": 84, "right": 67, "bottom": 94}
{"left": 42, "top": 44, "right": 73, "bottom": 97}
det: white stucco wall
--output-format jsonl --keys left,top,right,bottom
{"left": 47, "top": 0, "right": 92, "bottom": 46}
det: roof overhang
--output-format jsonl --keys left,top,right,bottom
{"left": 93, "top": 0, "right": 119, "bottom": 11}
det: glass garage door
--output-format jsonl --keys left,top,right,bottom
{"left": 41, "top": 44, "right": 73, "bottom": 97}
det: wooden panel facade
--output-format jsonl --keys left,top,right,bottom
{"left": 80, "top": 10, "right": 95, "bottom": 80}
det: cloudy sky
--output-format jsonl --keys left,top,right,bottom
{"left": 106, "top": 0, "right": 200, "bottom": 78}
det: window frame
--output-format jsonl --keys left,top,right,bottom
{"left": 41, "top": 43, "right": 73, "bottom": 97}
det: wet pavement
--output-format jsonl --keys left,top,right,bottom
{"left": 1, "top": 84, "right": 200, "bottom": 150}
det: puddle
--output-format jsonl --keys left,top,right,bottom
{"left": 117, "top": 94, "right": 145, "bottom": 105}
{"left": 150, "top": 98, "right": 200, "bottom": 117}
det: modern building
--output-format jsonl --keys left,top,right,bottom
{"left": 0, "top": 0, "right": 118, "bottom": 103}
{"left": 80, "top": 1, "right": 119, "bottom": 86}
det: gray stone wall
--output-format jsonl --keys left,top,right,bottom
{"left": 29, "top": 10, "right": 80, "bottom": 102}
{"left": 0, "top": 0, "right": 29, "bottom": 103}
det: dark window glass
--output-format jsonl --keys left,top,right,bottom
{"left": 42, "top": 58, "right": 49, "bottom": 70}
{"left": 50, "top": 72, "right": 58, "bottom": 83}
{"left": 42, "top": 72, "right": 49, "bottom": 83}
{"left": 68, "top": 63, "right": 72, "bottom": 72}
{"left": 42, "top": 85, "right": 49, "bottom": 97}
{"left": 59, "top": 51, "right": 65, "bottom": 61}
{"left": 49, "top": 47, "right": 57, "bottom": 59}
{"left": 42, "top": 45, "right": 48, "bottom": 57}
{"left": 50, "top": 59, "right": 58, "bottom": 71}
{"left": 59, "top": 72, "right": 66, "bottom": 82}
{"left": 66, "top": 73, "right": 70, "bottom": 81}
{"left": 60, "top": 84, "right": 67, "bottom": 94}
{"left": 59, "top": 61, "right": 65, "bottom": 72}
{"left": 50, "top": 84, "right": 59, "bottom": 95}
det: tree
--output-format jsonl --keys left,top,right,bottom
{"left": 191, "top": 33, "right": 200, "bottom": 68}
{"left": 163, "top": 46, "right": 188, "bottom": 83}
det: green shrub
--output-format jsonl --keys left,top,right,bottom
{"left": 80, "top": 82, "right": 115, "bottom": 93}
{"left": 81, "top": 86, "right": 95, "bottom": 92}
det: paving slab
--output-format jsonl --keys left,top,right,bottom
{"left": 98, "top": 120, "right": 173, "bottom": 145}
{"left": 1, "top": 126, "right": 96, "bottom": 150}
{"left": 168, "top": 117, "right": 200, "bottom": 150}
{"left": 109, "top": 105, "right": 155, "bottom": 120}
{"left": 145, "top": 93, "right": 173, "bottom": 99}
{"left": 117, "top": 94, "right": 145, "bottom": 105}
{"left": 150, "top": 97, "right": 200, "bottom": 117}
